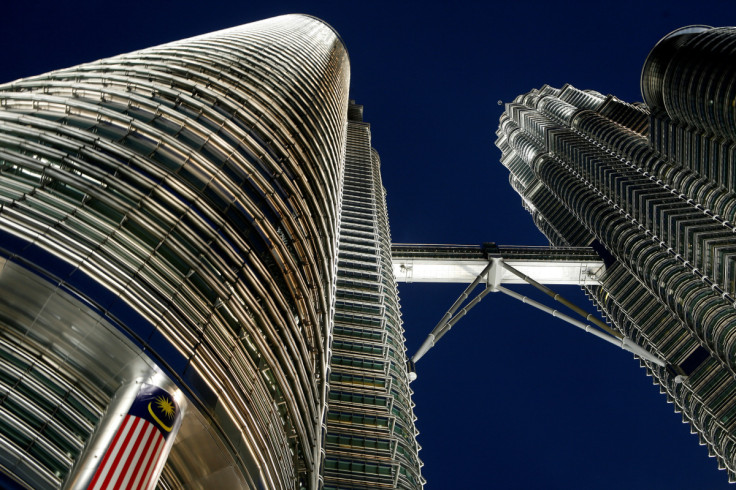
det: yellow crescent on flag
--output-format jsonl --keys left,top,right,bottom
{"left": 148, "top": 402, "right": 174, "bottom": 432}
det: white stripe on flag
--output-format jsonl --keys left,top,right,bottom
{"left": 118, "top": 422, "right": 155, "bottom": 489}
{"left": 130, "top": 427, "right": 164, "bottom": 490}
{"left": 91, "top": 414, "right": 136, "bottom": 490}
{"left": 104, "top": 416, "right": 144, "bottom": 488}
{"left": 140, "top": 433, "right": 167, "bottom": 490}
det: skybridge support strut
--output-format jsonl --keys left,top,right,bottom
{"left": 408, "top": 254, "right": 668, "bottom": 377}
{"left": 499, "top": 261, "right": 622, "bottom": 339}
{"left": 411, "top": 261, "right": 493, "bottom": 363}
{"left": 494, "top": 285, "right": 666, "bottom": 367}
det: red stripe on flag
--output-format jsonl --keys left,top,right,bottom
{"left": 119, "top": 422, "right": 154, "bottom": 490}
{"left": 129, "top": 425, "right": 164, "bottom": 490}
{"left": 108, "top": 416, "right": 147, "bottom": 489}
{"left": 140, "top": 434, "right": 166, "bottom": 490}
{"left": 88, "top": 414, "right": 135, "bottom": 489}
{"left": 99, "top": 416, "right": 143, "bottom": 489}
{"left": 87, "top": 414, "right": 171, "bottom": 490}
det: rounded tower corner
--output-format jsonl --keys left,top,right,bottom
{"left": 640, "top": 25, "right": 712, "bottom": 110}
{"left": 286, "top": 13, "right": 351, "bottom": 65}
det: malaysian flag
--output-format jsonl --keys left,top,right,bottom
{"left": 87, "top": 384, "right": 181, "bottom": 490}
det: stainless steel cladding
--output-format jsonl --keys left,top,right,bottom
{"left": 323, "top": 105, "right": 423, "bottom": 489}
{"left": 0, "top": 14, "right": 349, "bottom": 489}
{"left": 497, "top": 70, "right": 736, "bottom": 481}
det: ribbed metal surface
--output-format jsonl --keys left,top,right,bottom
{"left": 0, "top": 316, "right": 102, "bottom": 489}
{"left": 641, "top": 26, "right": 736, "bottom": 192}
{"left": 323, "top": 103, "right": 423, "bottom": 489}
{"left": 0, "top": 14, "right": 349, "bottom": 489}
{"left": 496, "top": 77, "right": 736, "bottom": 481}
{"left": 641, "top": 25, "right": 736, "bottom": 138}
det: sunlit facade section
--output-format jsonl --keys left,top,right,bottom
{"left": 0, "top": 14, "right": 349, "bottom": 489}
{"left": 323, "top": 103, "right": 423, "bottom": 488}
{"left": 496, "top": 25, "right": 736, "bottom": 481}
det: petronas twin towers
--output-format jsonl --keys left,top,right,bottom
{"left": 0, "top": 13, "right": 734, "bottom": 489}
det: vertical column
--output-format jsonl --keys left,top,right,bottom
{"left": 65, "top": 379, "right": 184, "bottom": 490}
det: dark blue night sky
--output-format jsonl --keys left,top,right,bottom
{"left": 3, "top": 1, "right": 736, "bottom": 488}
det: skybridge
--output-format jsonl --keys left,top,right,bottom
{"left": 391, "top": 243, "right": 605, "bottom": 285}
{"left": 394, "top": 243, "right": 669, "bottom": 375}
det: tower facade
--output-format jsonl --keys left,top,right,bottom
{"left": 0, "top": 14, "right": 421, "bottom": 489}
{"left": 324, "top": 103, "right": 422, "bottom": 488}
{"left": 496, "top": 26, "right": 736, "bottom": 480}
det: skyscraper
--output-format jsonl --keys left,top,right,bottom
{"left": 323, "top": 103, "right": 422, "bottom": 489}
{"left": 0, "top": 14, "right": 421, "bottom": 489}
{"left": 496, "top": 25, "right": 736, "bottom": 481}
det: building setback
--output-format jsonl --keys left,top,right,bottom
{"left": 496, "top": 26, "right": 736, "bottom": 482}
{"left": 0, "top": 14, "right": 421, "bottom": 489}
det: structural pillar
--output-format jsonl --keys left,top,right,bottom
{"left": 64, "top": 377, "right": 184, "bottom": 490}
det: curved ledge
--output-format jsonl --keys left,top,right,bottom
{"left": 640, "top": 25, "right": 712, "bottom": 110}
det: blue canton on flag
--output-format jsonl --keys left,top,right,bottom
{"left": 88, "top": 384, "right": 181, "bottom": 490}
{"left": 127, "top": 384, "right": 180, "bottom": 440}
